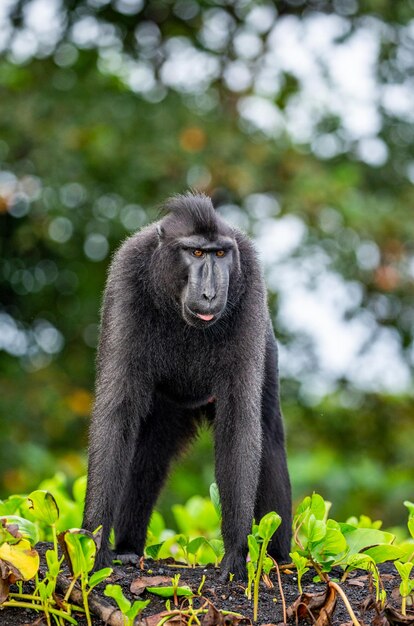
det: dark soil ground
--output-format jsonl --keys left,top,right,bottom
{"left": 1, "top": 542, "right": 413, "bottom": 625}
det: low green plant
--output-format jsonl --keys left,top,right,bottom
{"left": 292, "top": 493, "right": 347, "bottom": 579}
{"left": 345, "top": 514, "right": 383, "bottom": 530}
{"left": 0, "top": 475, "right": 86, "bottom": 541}
{"left": 346, "top": 553, "right": 386, "bottom": 608}
{"left": 395, "top": 561, "right": 414, "bottom": 616}
{"left": 197, "top": 574, "right": 206, "bottom": 595}
{"left": 104, "top": 584, "right": 150, "bottom": 626}
{"left": 3, "top": 479, "right": 414, "bottom": 626}
{"left": 59, "top": 528, "right": 112, "bottom": 626}
{"left": 35, "top": 549, "right": 65, "bottom": 625}
{"left": 206, "top": 537, "right": 225, "bottom": 566}
{"left": 27, "top": 490, "right": 60, "bottom": 552}
{"left": 289, "top": 551, "right": 309, "bottom": 594}
{"left": 176, "top": 534, "right": 207, "bottom": 567}
{"left": 402, "top": 501, "right": 414, "bottom": 563}
{"left": 292, "top": 493, "right": 402, "bottom": 580}
{"left": 147, "top": 573, "right": 192, "bottom": 606}
{"left": 0, "top": 521, "right": 40, "bottom": 596}
{"left": 144, "top": 486, "right": 224, "bottom": 568}
{"left": 0, "top": 500, "right": 78, "bottom": 625}
{"left": 246, "top": 511, "right": 282, "bottom": 622}
{"left": 404, "top": 501, "right": 414, "bottom": 537}
{"left": 146, "top": 532, "right": 224, "bottom": 568}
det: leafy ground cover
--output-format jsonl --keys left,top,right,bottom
{"left": 0, "top": 546, "right": 411, "bottom": 626}
{"left": 0, "top": 483, "right": 413, "bottom": 625}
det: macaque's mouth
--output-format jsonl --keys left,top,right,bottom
{"left": 195, "top": 313, "right": 214, "bottom": 321}
{"left": 184, "top": 305, "right": 218, "bottom": 324}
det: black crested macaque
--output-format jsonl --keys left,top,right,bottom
{"left": 82, "top": 192, "right": 292, "bottom": 579}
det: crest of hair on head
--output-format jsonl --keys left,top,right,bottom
{"left": 164, "top": 191, "right": 218, "bottom": 237}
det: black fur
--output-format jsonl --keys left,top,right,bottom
{"left": 82, "top": 192, "right": 292, "bottom": 579}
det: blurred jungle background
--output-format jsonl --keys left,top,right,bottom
{"left": 0, "top": 0, "right": 413, "bottom": 530}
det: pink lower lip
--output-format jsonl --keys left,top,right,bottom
{"left": 196, "top": 313, "right": 214, "bottom": 321}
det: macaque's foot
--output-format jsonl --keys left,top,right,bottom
{"left": 219, "top": 550, "right": 248, "bottom": 582}
{"left": 114, "top": 552, "right": 141, "bottom": 566}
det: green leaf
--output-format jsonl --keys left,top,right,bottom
{"left": 294, "top": 496, "right": 311, "bottom": 518}
{"left": 59, "top": 529, "right": 97, "bottom": 576}
{"left": 396, "top": 541, "right": 414, "bottom": 562}
{"left": 104, "top": 583, "right": 131, "bottom": 613}
{"left": 363, "top": 544, "right": 404, "bottom": 563}
{"left": 290, "top": 551, "right": 309, "bottom": 573}
{"left": 311, "top": 494, "right": 328, "bottom": 521}
{"left": 126, "top": 599, "right": 151, "bottom": 620}
{"left": 37, "top": 579, "right": 48, "bottom": 602}
{"left": 27, "top": 490, "right": 59, "bottom": 525}
{"left": 395, "top": 561, "right": 413, "bottom": 581}
{"left": 209, "top": 483, "right": 221, "bottom": 519}
{"left": 45, "top": 549, "right": 62, "bottom": 577}
{"left": 310, "top": 523, "right": 347, "bottom": 567}
{"left": 0, "top": 496, "right": 26, "bottom": 516}
{"left": 306, "top": 515, "right": 326, "bottom": 544}
{"left": 258, "top": 511, "right": 282, "bottom": 541}
{"left": 346, "top": 553, "right": 375, "bottom": 571}
{"left": 294, "top": 494, "right": 328, "bottom": 528}
{"left": 320, "top": 521, "right": 346, "bottom": 553}
{"left": 403, "top": 501, "right": 414, "bottom": 517}
{"left": 248, "top": 534, "right": 259, "bottom": 563}
{"left": 176, "top": 535, "right": 187, "bottom": 548}
{"left": 146, "top": 585, "right": 193, "bottom": 598}
{"left": 89, "top": 567, "right": 113, "bottom": 589}
{"left": 306, "top": 494, "right": 327, "bottom": 521}
{"left": 187, "top": 536, "right": 206, "bottom": 555}
{"left": 147, "top": 511, "right": 165, "bottom": 539}
{"left": 207, "top": 538, "right": 224, "bottom": 558}
{"left": 345, "top": 515, "right": 382, "bottom": 530}
{"left": 0, "top": 516, "right": 39, "bottom": 545}
{"left": 145, "top": 543, "right": 164, "bottom": 560}
{"left": 72, "top": 476, "right": 87, "bottom": 505}
{"left": 172, "top": 497, "right": 218, "bottom": 534}
{"left": 395, "top": 561, "right": 414, "bottom": 599}
{"left": 340, "top": 526, "right": 396, "bottom": 557}
{"left": 263, "top": 555, "right": 274, "bottom": 575}
{"left": 408, "top": 519, "right": 414, "bottom": 541}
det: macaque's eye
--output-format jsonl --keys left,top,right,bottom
{"left": 193, "top": 249, "right": 204, "bottom": 257}
{"left": 216, "top": 250, "right": 226, "bottom": 257}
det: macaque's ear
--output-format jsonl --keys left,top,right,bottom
{"left": 156, "top": 224, "right": 165, "bottom": 240}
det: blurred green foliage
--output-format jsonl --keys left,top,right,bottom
{"left": 0, "top": 1, "right": 413, "bottom": 527}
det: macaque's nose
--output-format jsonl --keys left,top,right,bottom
{"left": 203, "top": 288, "right": 216, "bottom": 301}
{"left": 202, "top": 257, "right": 216, "bottom": 301}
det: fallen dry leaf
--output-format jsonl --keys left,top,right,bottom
{"left": 361, "top": 596, "right": 414, "bottom": 626}
{"left": 286, "top": 585, "right": 337, "bottom": 625}
{"left": 130, "top": 575, "right": 171, "bottom": 595}
{"left": 141, "top": 602, "right": 251, "bottom": 626}
{"left": 348, "top": 578, "right": 365, "bottom": 587}
{"left": 201, "top": 602, "right": 251, "bottom": 625}
{"left": 372, "top": 615, "right": 391, "bottom": 626}
{"left": 142, "top": 610, "right": 187, "bottom": 626}
{"left": 383, "top": 604, "right": 414, "bottom": 625}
